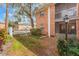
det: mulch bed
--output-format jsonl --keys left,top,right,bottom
{"left": 35, "top": 36, "right": 59, "bottom": 56}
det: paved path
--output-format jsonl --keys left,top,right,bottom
{"left": 0, "top": 40, "right": 13, "bottom": 56}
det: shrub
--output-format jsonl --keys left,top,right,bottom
{"left": 67, "top": 38, "right": 79, "bottom": 56}
{"left": 8, "top": 20, "right": 13, "bottom": 27}
{"left": 68, "top": 47, "right": 79, "bottom": 56}
{"left": 57, "top": 37, "right": 79, "bottom": 56}
{"left": 0, "top": 29, "right": 13, "bottom": 45}
{"left": 30, "top": 28, "right": 42, "bottom": 36}
{"left": 0, "top": 29, "right": 8, "bottom": 46}
{"left": 57, "top": 39, "right": 67, "bottom": 55}
{"left": 5, "top": 35, "right": 13, "bottom": 44}
{"left": 0, "top": 29, "right": 7, "bottom": 40}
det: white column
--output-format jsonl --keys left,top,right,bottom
{"left": 48, "top": 6, "right": 50, "bottom": 37}
{"left": 9, "top": 27, "right": 13, "bottom": 36}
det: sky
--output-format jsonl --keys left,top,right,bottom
{"left": 0, "top": 3, "right": 39, "bottom": 25}
{"left": 0, "top": 4, "right": 32, "bottom": 24}
{"left": 0, "top": 4, "right": 6, "bottom": 22}
{"left": 0, "top": 4, "right": 13, "bottom": 22}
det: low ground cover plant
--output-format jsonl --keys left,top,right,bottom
{"left": 0, "top": 29, "right": 7, "bottom": 44}
{"left": 30, "top": 28, "right": 42, "bottom": 36}
{"left": 57, "top": 37, "right": 79, "bottom": 56}
{"left": 0, "top": 29, "right": 13, "bottom": 45}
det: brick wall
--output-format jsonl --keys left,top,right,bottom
{"left": 0, "top": 23, "right": 5, "bottom": 29}
{"left": 56, "top": 3, "right": 76, "bottom": 12}
{"left": 36, "top": 8, "right": 48, "bottom": 34}
{"left": 76, "top": 4, "right": 79, "bottom": 40}
{"left": 50, "top": 4, "right": 55, "bottom": 35}
{"left": 36, "top": 3, "right": 55, "bottom": 36}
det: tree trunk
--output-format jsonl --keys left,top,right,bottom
{"left": 30, "top": 17, "right": 34, "bottom": 28}
{"left": 5, "top": 3, "right": 8, "bottom": 32}
{"left": 30, "top": 3, "right": 34, "bottom": 28}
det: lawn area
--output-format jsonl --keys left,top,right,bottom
{"left": 7, "top": 34, "right": 58, "bottom": 56}
{"left": 7, "top": 34, "right": 44, "bottom": 56}
{"left": 7, "top": 40, "right": 35, "bottom": 56}
{"left": 7, "top": 38, "right": 36, "bottom": 56}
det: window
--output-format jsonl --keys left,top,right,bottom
{"left": 61, "top": 7, "right": 76, "bottom": 18}
{"left": 40, "top": 11, "right": 45, "bottom": 16}
{"left": 55, "top": 13, "right": 61, "bottom": 19}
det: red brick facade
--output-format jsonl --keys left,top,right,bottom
{"left": 0, "top": 23, "right": 5, "bottom": 30}
{"left": 50, "top": 4, "right": 55, "bottom": 36}
{"left": 76, "top": 4, "right": 79, "bottom": 40}
{"left": 36, "top": 3, "right": 79, "bottom": 39}
{"left": 36, "top": 8, "right": 48, "bottom": 35}
{"left": 36, "top": 4, "right": 55, "bottom": 36}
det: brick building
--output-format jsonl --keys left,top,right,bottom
{"left": 36, "top": 4, "right": 55, "bottom": 37}
{"left": 0, "top": 22, "right": 31, "bottom": 32}
{"left": 76, "top": 4, "right": 79, "bottom": 40}
{"left": 13, "top": 22, "right": 32, "bottom": 31}
{"left": 55, "top": 3, "right": 76, "bottom": 34}
{"left": 36, "top": 3, "right": 79, "bottom": 39}
{"left": 0, "top": 22, "right": 5, "bottom": 29}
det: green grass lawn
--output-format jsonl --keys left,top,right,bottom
{"left": 7, "top": 38, "right": 36, "bottom": 56}
{"left": 7, "top": 34, "right": 44, "bottom": 56}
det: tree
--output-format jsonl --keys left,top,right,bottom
{"left": 29, "top": 3, "right": 34, "bottom": 28}
{"left": 0, "top": 3, "right": 9, "bottom": 32}
{"left": 5, "top": 3, "right": 9, "bottom": 32}
{"left": 12, "top": 3, "right": 39, "bottom": 28}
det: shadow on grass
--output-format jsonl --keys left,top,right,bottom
{"left": 13, "top": 34, "right": 49, "bottom": 56}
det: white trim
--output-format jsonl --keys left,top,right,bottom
{"left": 8, "top": 27, "right": 13, "bottom": 36}
{"left": 48, "top": 6, "right": 50, "bottom": 37}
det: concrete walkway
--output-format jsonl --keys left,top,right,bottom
{"left": 0, "top": 40, "right": 13, "bottom": 56}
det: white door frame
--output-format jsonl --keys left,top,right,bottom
{"left": 48, "top": 6, "right": 51, "bottom": 37}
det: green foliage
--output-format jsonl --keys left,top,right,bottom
{"left": 10, "top": 39, "right": 23, "bottom": 51}
{"left": 14, "top": 34, "right": 42, "bottom": 49}
{"left": 5, "top": 35, "right": 13, "bottom": 44}
{"left": 8, "top": 21, "right": 13, "bottom": 27}
{"left": 68, "top": 47, "right": 79, "bottom": 56}
{"left": 0, "top": 29, "right": 13, "bottom": 45}
{"left": 57, "top": 37, "right": 79, "bottom": 56}
{"left": 0, "top": 29, "right": 7, "bottom": 45}
{"left": 67, "top": 38, "right": 79, "bottom": 56}
{"left": 0, "top": 29, "right": 7, "bottom": 40}
{"left": 30, "top": 28, "right": 42, "bottom": 36}
{"left": 57, "top": 39, "right": 67, "bottom": 55}
{"left": 12, "top": 34, "right": 44, "bottom": 55}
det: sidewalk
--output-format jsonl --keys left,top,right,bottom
{"left": 0, "top": 40, "right": 13, "bottom": 56}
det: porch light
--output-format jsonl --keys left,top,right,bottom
{"left": 63, "top": 15, "right": 69, "bottom": 56}
{"left": 63, "top": 15, "right": 69, "bottom": 23}
{"left": 63, "top": 15, "right": 69, "bottom": 40}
